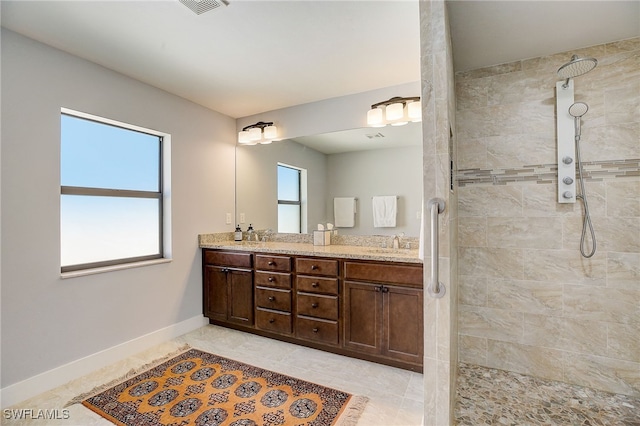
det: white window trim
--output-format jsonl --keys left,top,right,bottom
{"left": 60, "top": 107, "right": 172, "bottom": 277}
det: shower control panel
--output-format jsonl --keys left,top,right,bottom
{"left": 556, "top": 80, "right": 576, "bottom": 204}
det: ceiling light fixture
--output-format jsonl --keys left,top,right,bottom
{"left": 238, "top": 121, "right": 278, "bottom": 145}
{"left": 179, "top": 0, "right": 227, "bottom": 15}
{"left": 367, "top": 96, "right": 422, "bottom": 127}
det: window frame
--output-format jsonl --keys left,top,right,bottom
{"left": 277, "top": 163, "right": 302, "bottom": 234}
{"left": 60, "top": 108, "right": 170, "bottom": 274}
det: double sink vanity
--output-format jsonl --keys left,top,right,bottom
{"left": 199, "top": 233, "right": 424, "bottom": 372}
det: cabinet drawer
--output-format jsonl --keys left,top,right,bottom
{"left": 344, "top": 262, "right": 423, "bottom": 287}
{"left": 204, "top": 250, "right": 252, "bottom": 268}
{"left": 256, "top": 255, "right": 292, "bottom": 272}
{"left": 296, "top": 293, "right": 338, "bottom": 320}
{"left": 296, "top": 316, "right": 339, "bottom": 345}
{"left": 255, "top": 287, "right": 291, "bottom": 312}
{"left": 256, "top": 308, "right": 292, "bottom": 334}
{"left": 296, "top": 258, "right": 338, "bottom": 276}
{"left": 255, "top": 271, "right": 292, "bottom": 289}
{"left": 296, "top": 276, "right": 339, "bottom": 295}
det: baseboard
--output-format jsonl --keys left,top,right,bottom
{"left": 0, "top": 315, "right": 208, "bottom": 408}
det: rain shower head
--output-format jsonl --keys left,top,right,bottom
{"left": 558, "top": 55, "right": 598, "bottom": 88}
{"left": 569, "top": 102, "right": 589, "bottom": 118}
{"left": 558, "top": 55, "right": 598, "bottom": 79}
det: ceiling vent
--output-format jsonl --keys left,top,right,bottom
{"left": 179, "top": 0, "right": 227, "bottom": 15}
{"left": 364, "top": 132, "right": 385, "bottom": 139}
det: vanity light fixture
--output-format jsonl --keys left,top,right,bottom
{"left": 366, "top": 96, "right": 421, "bottom": 127}
{"left": 238, "top": 121, "right": 278, "bottom": 145}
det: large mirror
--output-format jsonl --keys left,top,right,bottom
{"left": 236, "top": 122, "right": 422, "bottom": 237}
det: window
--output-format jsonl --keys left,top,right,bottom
{"left": 277, "top": 164, "right": 302, "bottom": 233}
{"left": 60, "top": 109, "right": 169, "bottom": 272}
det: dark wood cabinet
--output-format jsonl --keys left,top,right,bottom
{"left": 203, "top": 251, "right": 253, "bottom": 326}
{"left": 344, "top": 261, "right": 423, "bottom": 366}
{"left": 203, "top": 248, "right": 423, "bottom": 371}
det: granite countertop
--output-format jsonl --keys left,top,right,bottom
{"left": 198, "top": 239, "right": 423, "bottom": 264}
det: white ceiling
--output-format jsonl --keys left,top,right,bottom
{"left": 2, "top": 1, "right": 639, "bottom": 119}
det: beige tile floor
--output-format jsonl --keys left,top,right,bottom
{"left": 3, "top": 325, "right": 425, "bottom": 425}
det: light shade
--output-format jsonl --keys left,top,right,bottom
{"left": 385, "top": 102, "right": 405, "bottom": 121}
{"left": 248, "top": 127, "right": 262, "bottom": 141}
{"left": 407, "top": 100, "right": 422, "bottom": 122}
{"left": 367, "top": 107, "right": 385, "bottom": 127}
{"left": 263, "top": 125, "right": 278, "bottom": 140}
{"left": 238, "top": 130, "right": 251, "bottom": 144}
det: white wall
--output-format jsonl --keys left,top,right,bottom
{"left": 0, "top": 30, "right": 235, "bottom": 391}
{"left": 236, "top": 139, "right": 327, "bottom": 233}
{"left": 327, "top": 145, "right": 422, "bottom": 236}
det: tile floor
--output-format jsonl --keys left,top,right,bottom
{"left": 4, "top": 325, "right": 639, "bottom": 425}
{"left": 2, "top": 325, "right": 424, "bottom": 425}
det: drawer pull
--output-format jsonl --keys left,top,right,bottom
{"left": 312, "top": 327, "right": 319, "bottom": 333}
{"left": 268, "top": 277, "right": 275, "bottom": 282}
{"left": 311, "top": 282, "right": 319, "bottom": 288}
{"left": 268, "top": 296, "right": 275, "bottom": 302}
{"left": 311, "top": 265, "right": 318, "bottom": 270}
{"left": 268, "top": 261, "right": 275, "bottom": 266}
{"left": 269, "top": 318, "right": 275, "bottom": 323}
{"left": 311, "top": 303, "right": 319, "bottom": 308}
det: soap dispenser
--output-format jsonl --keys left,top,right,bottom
{"left": 246, "top": 224, "right": 254, "bottom": 241}
{"left": 234, "top": 225, "right": 243, "bottom": 242}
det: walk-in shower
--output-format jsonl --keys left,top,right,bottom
{"left": 556, "top": 55, "right": 598, "bottom": 257}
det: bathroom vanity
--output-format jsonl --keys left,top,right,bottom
{"left": 200, "top": 237, "right": 424, "bottom": 372}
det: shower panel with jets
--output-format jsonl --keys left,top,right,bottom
{"left": 555, "top": 55, "right": 598, "bottom": 258}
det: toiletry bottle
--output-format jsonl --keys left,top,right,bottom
{"left": 234, "top": 225, "right": 243, "bottom": 242}
{"left": 246, "top": 224, "right": 254, "bottom": 241}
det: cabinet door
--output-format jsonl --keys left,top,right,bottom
{"left": 228, "top": 269, "right": 254, "bottom": 326}
{"left": 203, "top": 265, "right": 228, "bottom": 321}
{"left": 383, "top": 285, "right": 423, "bottom": 364}
{"left": 343, "top": 281, "right": 382, "bottom": 355}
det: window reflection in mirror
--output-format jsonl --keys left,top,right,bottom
{"left": 235, "top": 122, "right": 422, "bottom": 237}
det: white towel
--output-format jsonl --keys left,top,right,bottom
{"left": 372, "top": 196, "right": 397, "bottom": 227}
{"left": 334, "top": 197, "right": 356, "bottom": 228}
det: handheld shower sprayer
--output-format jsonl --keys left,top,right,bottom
{"left": 568, "top": 101, "right": 597, "bottom": 258}
{"left": 568, "top": 101, "right": 588, "bottom": 140}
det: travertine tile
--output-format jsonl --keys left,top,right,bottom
{"left": 457, "top": 217, "right": 487, "bottom": 247}
{"left": 487, "top": 216, "right": 562, "bottom": 249}
{"left": 488, "top": 279, "right": 562, "bottom": 314}
{"left": 523, "top": 249, "right": 606, "bottom": 285}
{"left": 607, "top": 251, "right": 640, "bottom": 289}
{"left": 523, "top": 314, "right": 608, "bottom": 356}
{"left": 459, "top": 247, "right": 524, "bottom": 279}
{"left": 459, "top": 305, "right": 523, "bottom": 343}
{"left": 458, "top": 335, "right": 487, "bottom": 365}
{"left": 458, "top": 185, "right": 523, "bottom": 217}
{"left": 563, "top": 284, "right": 640, "bottom": 325}
{"left": 598, "top": 217, "right": 640, "bottom": 252}
{"left": 456, "top": 136, "right": 487, "bottom": 169}
{"left": 563, "top": 352, "right": 640, "bottom": 396}
{"left": 607, "top": 180, "right": 640, "bottom": 217}
{"left": 486, "top": 340, "right": 564, "bottom": 382}
{"left": 485, "top": 133, "right": 556, "bottom": 169}
{"left": 607, "top": 322, "right": 640, "bottom": 363}
{"left": 458, "top": 274, "right": 487, "bottom": 307}
{"left": 522, "top": 183, "right": 578, "bottom": 217}
{"left": 582, "top": 122, "right": 640, "bottom": 162}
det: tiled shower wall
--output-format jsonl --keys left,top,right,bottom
{"left": 455, "top": 38, "right": 639, "bottom": 396}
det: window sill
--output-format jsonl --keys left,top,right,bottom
{"left": 61, "top": 258, "right": 172, "bottom": 279}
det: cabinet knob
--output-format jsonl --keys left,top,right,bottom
{"left": 311, "top": 282, "right": 319, "bottom": 288}
{"left": 311, "top": 303, "right": 318, "bottom": 308}
{"left": 312, "top": 327, "right": 319, "bottom": 333}
{"left": 268, "top": 261, "right": 275, "bottom": 266}
{"left": 268, "top": 296, "right": 275, "bottom": 302}
{"left": 375, "top": 286, "right": 382, "bottom": 292}
{"left": 269, "top": 318, "right": 275, "bottom": 323}
{"left": 268, "top": 277, "right": 275, "bottom": 282}
{"left": 311, "top": 265, "right": 318, "bottom": 270}
{"left": 382, "top": 286, "right": 389, "bottom": 293}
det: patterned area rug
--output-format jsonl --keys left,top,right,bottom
{"left": 68, "top": 347, "right": 367, "bottom": 426}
